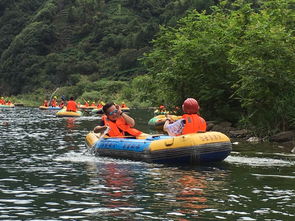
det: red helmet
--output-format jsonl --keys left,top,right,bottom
{"left": 182, "top": 98, "right": 199, "bottom": 114}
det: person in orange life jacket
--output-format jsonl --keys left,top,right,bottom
{"left": 93, "top": 102, "right": 143, "bottom": 137}
{"left": 66, "top": 97, "right": 78, "bottom": 112}
{"left": 59, "top": 100, "right": 65, "bottom": 108}
{"left": 43, "top": 100, "right": 48, "bottom": 107}
{"left": 51, "top": 96, "right": 58, "bottom": 107}
{"left": 0, "top": 97, "right": 5, "bottom": 104}
{"left": 59, "top": 95, "right": 66, "bottom": 108}
{"left": 163, "top": 98, "right": 206, "bottom": 136}
{"left": 121, "top": 102, "right": 127, "bottom": 108}
{"left": 97, "top": 102, "right": 103, "bottom": 109}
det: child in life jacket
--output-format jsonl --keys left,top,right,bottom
{"left": 163, "top": 98, "right": 206, "bottom": 136}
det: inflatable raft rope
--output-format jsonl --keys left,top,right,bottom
{"left": 85, "top": 131, "right": 232, "bottom": 165}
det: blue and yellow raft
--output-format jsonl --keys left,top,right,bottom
{"left": 85, "top": 131, "right": 232, "bottom": 164}
{"left": 0, "top": 104, "right": 15, "bottom": 108}
{"left": 39, "top": 106, "right": 61, "bottom": 110}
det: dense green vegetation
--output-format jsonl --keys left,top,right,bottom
{"left": 134, "top": 0, "right": 295, "bottom": 135}
{"left": 1, "top": 0, "right": 294, "bottom": 135}
{"left": 0, "top": 0, "right": 214, "bottom": 94}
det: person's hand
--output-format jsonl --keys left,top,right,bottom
{"left": 165, "top": 115, "right": 175, "bottom": 123}
{"left": 94, "top": 125, "right": 107, "bottom": 133}
{"left": 115, "top": 104, "right": 123, "bottom": 115}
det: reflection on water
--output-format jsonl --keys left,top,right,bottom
{"left": 0, "top": 107, "right": 294, "bottom": 220}
{"left": 65, "top": 117, "right": 77, "bottom": 130}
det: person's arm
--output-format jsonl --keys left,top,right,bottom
{"left": 164, "top": 119, "right": 185, "bottom": 136}
{"left": 121, "top": 112, "right": 135, "bottom": 127}
{"left": 163, "top": 118, "right": 171, "bottom": 132}
{"left": 94, "top": 121, "right": 107, "bottom": 133}
{"left": 116, "top": 104, "right": 135, "bottom": 127}
{"left": 163, "top": 115, "right": 175, "bottom": 132}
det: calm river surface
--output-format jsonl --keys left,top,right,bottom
{"left": 0, "top": 107, "right": 294, "bottom": 220}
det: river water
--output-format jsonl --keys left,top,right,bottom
{"left": 0, "top": 107, "right": 294, "bottom": 220}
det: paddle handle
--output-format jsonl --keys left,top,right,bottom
{"left": 48, "top": 88, "right": 59, "bottom": 106}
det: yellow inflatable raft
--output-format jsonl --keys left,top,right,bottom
{"left": 0, "top": 104, "right": 15, "bottom": 108}
{"left": 56, "top": 109, "right": 82, "bottom": 117}
{"left": 39, "top": 106, "right": 61, "bottom": 110}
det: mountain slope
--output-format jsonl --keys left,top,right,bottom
{"left": 0, "top": 0, "right": 214, "bottom": 95}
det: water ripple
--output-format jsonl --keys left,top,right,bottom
{"left": 0, "top": 108, "right": 295, "bottom": 220}
{"left": 225, "top": 155, "right": 294, "bottom": 167}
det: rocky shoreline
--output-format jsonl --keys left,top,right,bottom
{"left": 207, "top": 121, "right": 295, "bottom": 153}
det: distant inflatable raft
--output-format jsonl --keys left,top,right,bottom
{"left": 92, "top": 107, "right": 130, "bottom": 115}
{"left": 56, "top": 109, "right": 82, "bottom": 117}
{"left": 85, "top": 131, "right": 232, "bottom": 165}
{"left": 39, "top": 106, "right": 61, "bottom": 110}
{"left": 148, "top": 115, "right": 182, "bottom": 130}
{"left": 0, "top": 104, "right": 15, "bottom": 108}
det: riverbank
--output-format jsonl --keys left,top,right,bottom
{"left": 207, "top": 121, "right": 295, "bottom": 153}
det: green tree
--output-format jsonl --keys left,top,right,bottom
{"left": 229, "top": 0, "right": 295, "bottom": 133}
{"left": 142, "top": 0, "right": 295, "bottom": 134}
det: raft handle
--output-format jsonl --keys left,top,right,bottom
{"left": 165, "top": 138, "right": 174, "bottom": 146}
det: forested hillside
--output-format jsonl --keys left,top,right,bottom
{"left": 0, "top": 0, "right": 294, "bottom": 135}
{"left": 0, "top": 0, "right": 214, "bottom": 94}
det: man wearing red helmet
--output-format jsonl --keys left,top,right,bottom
{"left": 163, "top": 98, "right": 206, "bottom": 136}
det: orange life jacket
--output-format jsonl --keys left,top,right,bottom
{"left": 102, "top": 115, "right": 142, "bottom": 137}
{"left": 181, "top": 114, "right": 206, "bottom": 135}
{"left": 0, "top": 99, "right": 5, "bottom": 104}
{"left": 97, "top": 104, "right": 103, "bottom": 109}
{"left": 43, "top": 101, "right": 48, "bottom": 107}
{"left": 66, "top": 100, "right": 77, "bottom": 112}
{"left": 51, "top": 99, "right": 57, "bottom": 107}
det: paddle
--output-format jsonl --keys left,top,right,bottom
{"left": 48, "top": 88, "right": 59, "bottom": 107}
{"left": 81, "top": 97, "right": 89, "bottom": 106}
{"left": 84, "top": 126, "right": 110, "bottom": 155}
{"left": 80, "top": 97, "right": 92, "bottom": 114}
